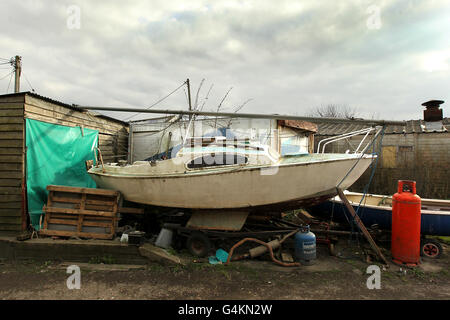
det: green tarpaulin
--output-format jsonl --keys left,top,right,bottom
{"left": 25, "top": 119, "right": 98, "bottom": 229}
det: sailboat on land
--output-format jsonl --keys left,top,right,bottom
{"left": 88, "top": 128, "right": 380, "bottom": 212}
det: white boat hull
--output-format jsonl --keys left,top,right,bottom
{"left": 89, "top": 155, "right": 374, "bottom": 211}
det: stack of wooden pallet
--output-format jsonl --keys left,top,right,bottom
{"left": 40, "top": 185, "right": 120, "bottom": 240}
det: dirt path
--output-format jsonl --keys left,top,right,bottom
{"left": 1, "top": 243, "right": 449, "bottom": 300}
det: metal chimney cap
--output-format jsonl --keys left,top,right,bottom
{"left": 422, "top": 100, "right": 444, "bottom": 108}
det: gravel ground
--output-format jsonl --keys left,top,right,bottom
{"left": 1, "top": 242, "right": 449, "bottom": 300}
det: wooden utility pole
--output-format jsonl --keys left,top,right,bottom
{"left": 186, "top": 78, "right": 192, "bottom": 114}
{"left": 14, "top": 55, "right": 21, "bottom": 93}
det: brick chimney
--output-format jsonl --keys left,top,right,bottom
{"left": 422, "top": 100, "right": 444, "bottom": 122}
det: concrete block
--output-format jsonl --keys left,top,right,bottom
{"left": 139, "top": 243, "right": 187, "bottom": 266}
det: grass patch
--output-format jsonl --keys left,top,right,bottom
{"left": 410, "top": 268, "right": 426, "bottom": 279}
{"left": 147, "top": 263, "right": 165, "bottom": 273}
{"left": 169, "top": 264, "right": 186, "bottom": 274}
{"left": 437, "top": 236, "right": 450, "bottom": 245}
{"left": 88, "top": 255, "right": 116, "bottom": 264}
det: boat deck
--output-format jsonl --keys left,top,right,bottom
{"left": 280, "top": 153, "right": 364, "bottom": 164}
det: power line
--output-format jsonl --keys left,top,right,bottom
{"left": 0, "top": 70, "right": 14, "bottom": 81}
{"left": 7, "top": 72, "right": 13, "bottom": 93}
{"left": 123, "top": 81, "right": 187, "bottom": 121}
{"left": 22, "top": 71, "right": 35, "bottom": 92}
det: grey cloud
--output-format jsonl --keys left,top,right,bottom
{"left": 0, "top": 0, "right": 449, "bottom": 122}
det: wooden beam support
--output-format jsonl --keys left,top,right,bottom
{"left": 336, "top": 187, "right": 389, "bottom": 266}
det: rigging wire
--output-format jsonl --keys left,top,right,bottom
{"left": 123, "top": 81, "right": 187, "bottom": 122}
{"left": 336, "top": 126, "right": 386, "bottom": 246}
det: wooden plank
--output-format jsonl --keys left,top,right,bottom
{"left": 24, "top": 103, "right": 128, "bottom": 132}
{"left": 0, "top": 208, "right": 21, "bottom": 216}
{"left": 0, "top": 124, "right": 23, "bottom": 131}
{"left": 0, "top": 224, "right": 21, "bottom": 231}
{"left": 51, "top": 196, "right": 82, "bottom": 204}
{"left": 0, "top": 132, "right": 23, "bottom": 140}
{"left": 84, "top": 204, "right": 114, "bottom": 212}
{"left": 48, "top": 213, "right": 115, "bottom": 221}
{"left": 336, "top": 187, "right": 389, "bottom": 266}
{"left": 43, "top": 191, "right": 54, "bottom": 231}
{"left": 85, "top": 199, "right": 115, "bottom": 206}
{"left": 0, "top": 117, "right": 23, "bottom": 124}
{"left": 24, "top": 111, "right": 124, "bottom": 136}
{"left": 77, "top": 214, "right": 84, "bottom": 232}
{"left": 0, "top": 148, "right": 22, "bottom": 155}
{"left": 0, "top": 187, "right": 21, "bottom": 195}
{"left": 111, "top": 192, "right": 119, "bottom": 235}
{"left": 43, "top": 206, "right": 117, "bottom": 218}
{"left": 0, "top": 95, "right": 25, "bottom": 103}
{"left": 0, "top": 109, "right": 23, "bottom": 117}
{"left": 78, "top": 193, "right": 86, "bottom": 232}
{"left": 43, "top": 212, "right": 49, "bottom": 230}
{"left": 80, "top": 193, "right": 86, "bottom": 210}
{"left": 0, "top": 216, "right": 22, "bottom": 224}
{"left": 0, "top": 163, "right": 22, "bottom": 171}
{"left": 25, "top": 96, "right": 127, "bottom": 129}
{"left": 0, "top": 102, "right": 24, "bottom": 108}
{"left": 0, "top": 155, "right": 22, "bottom": 163}
{"left": 0, "top": 171, "right": 22, "bottom": 179}
{"left": 0, "top": 194, "right": 22, "bottom": 202}
{"left": 0, "top": 179, "right": 21, "bottom": 187}
{"left": 0, "top": 140, "right": 23, "bottom": 148}
{"left": 46, "top": 218, "right": 113, "bottom": 228}
{"left": 38, "top": 229, "right": 114, "bottom": 240}
{"left": 0, "top": 201, "right": 21, "bottom": 209}
{"left": 46, "top": 185, "right": 119, "bottom": 197}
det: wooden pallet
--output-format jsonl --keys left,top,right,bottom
{"left": 40, "top": 185, "right": 121, "bottom": 240}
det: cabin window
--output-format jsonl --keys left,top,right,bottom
{"left": 186, "top": 153, "right": 248, "bottom": 169}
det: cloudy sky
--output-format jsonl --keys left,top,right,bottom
{"left": 0, "top": 0, "right": 449, "bottom": 121}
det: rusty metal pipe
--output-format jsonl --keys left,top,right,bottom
{"left": 226, "top": 236, "right": 300, "bottom": 267}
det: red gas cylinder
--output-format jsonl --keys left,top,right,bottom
{"left": 391, "top": 180, "right": 421, "bottom": 266}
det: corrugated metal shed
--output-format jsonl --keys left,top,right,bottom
{"left": 315, "top": 118, "right": 449, "bottom": 136}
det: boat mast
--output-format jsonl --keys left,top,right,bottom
{"left": 186, "top": 78, "right": 194, "bottom": 137}
{"left": 80, "top": 105, "right": 406, "bottom": 127}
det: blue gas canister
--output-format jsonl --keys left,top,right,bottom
{"left": 295, "top": 225, "right": 316, "bottom": 265}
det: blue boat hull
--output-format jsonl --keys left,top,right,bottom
{"left": 310, "top": 199, "right": 450, "bottom": 236}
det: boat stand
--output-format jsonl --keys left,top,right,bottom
{"left": 336, "top": 187, "right": 389, "bottom": 266}
{"left": 163, "top": 222, "right": 298, "bottom": 257}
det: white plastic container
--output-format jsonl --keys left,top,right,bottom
{"left": 120, "top": 233, "right": 128, "bottom": 243}
{"left": 155, "top": 228, "right": 173, "bottom": 249}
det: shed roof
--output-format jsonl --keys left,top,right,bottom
{"left": 0, "top": 92, "right": 128, "bottom": 125}
{"left": 277, "top": 120, "right": 318, "bottom": 133}
{"left": 315, "top": 118, "right": 449, "bottom": 136}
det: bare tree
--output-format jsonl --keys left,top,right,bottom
{"left": 307, "top": 104, "right": 359, "bottom": 119}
